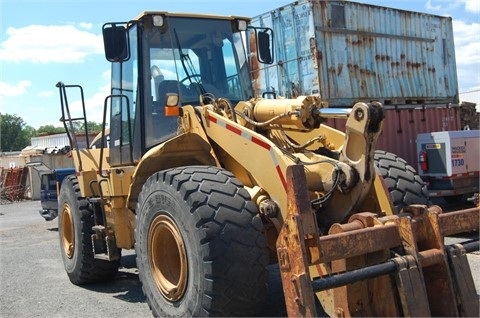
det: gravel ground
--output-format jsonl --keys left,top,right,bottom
{"left": 0, "top": 200, "right": 478, "bottom": 317}
{"left": 0, "top": 201, "right": 150, "bottom": 317}
{"left": 0, "top": 200, "right": 288, "bottom": 317}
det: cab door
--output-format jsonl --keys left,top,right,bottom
{"left": 108, "top": 25, "right": 139, "bottom": 166}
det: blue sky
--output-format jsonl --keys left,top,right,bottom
{"left": 1, "top": 0, "right": 479, "bottom": 129}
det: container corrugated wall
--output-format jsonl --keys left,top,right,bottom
{"left": 325, "top": 106, "right": 461, "bottom": 168}
{"left": 251, "top": 0, "right": 459, "bottom": 106}
{"left": 31, "top": 133, "right": 97, "bottom": 149}
{"left": 31, "top": 134, "right": 70, "bottom": 148}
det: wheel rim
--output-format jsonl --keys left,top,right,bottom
{"left": 148, "top": 214, "right": 188, "bottom": 301}
{"left": 60, "top": 203, "right": 75, "bottom": 259}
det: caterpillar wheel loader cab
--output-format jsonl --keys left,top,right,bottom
{"left": 57, "top": 11, "right": 479, "bottom": 317}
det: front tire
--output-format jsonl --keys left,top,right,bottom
{"left": 135, "top": 166, "right": 268, "bottom": 317}
{"left": 374, "top": 150, "right": 429, "bottom": 213}
{"left": 58, "top": 175, "right": 120, "bottom": 284}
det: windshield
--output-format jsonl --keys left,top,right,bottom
{"left": 146, "top": 16, "right": 252, "bottom": 105}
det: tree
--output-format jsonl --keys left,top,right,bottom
{"left": 81, "top": 121, "right": 103, "bottom": 134}
{"left": 37, "top": 125, "right": 65, "bottom": 135}
{"left": 0, "top": 113, "right": 35, "bottom": 152}
{"left": 37, "top": 121, "right": 103, "bottom": 136}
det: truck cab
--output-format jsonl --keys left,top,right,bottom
{"left": 39, "top": 168, "right": 75, "bottom": 221}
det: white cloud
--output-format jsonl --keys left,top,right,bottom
{"left": 38, "top": 90, "right": 54, "bottom": 97}
{"left": 425, "top": 0, "right": 480, "bottom": 13}
{"left": 0, "top": 80, "right": 31, "bottom": 97}
{"left": 452, "top": 20, "right": 480, "bottom": 91}
{"left": 0, "top": 24, "right": 103, "bottom": 64}
{"left": 78, "top": 22, "right": 93, "bottom": 30}
{"left": 67, "top": 82, "right": 111, "bottom": 125}
{"left": 102, "top": 68, "right": 111, "bottom": 81}
{"left": 461, "top": 0, "right": 480, "bottom": 13}
{"left": 453, "top": 20, "right": 480, "bottom": 64}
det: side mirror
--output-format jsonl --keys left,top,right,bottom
{"left": 247, "top": 26, "right": 274, "bottom": 65}
{"left": 102, "top": 23, "right": 129, "bottom": 62}
{"left": 257, "top": 29, "right": 273, "bottom": 64}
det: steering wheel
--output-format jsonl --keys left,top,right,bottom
{"left": 180, "top": 74, "right": 203, "bottom": 85}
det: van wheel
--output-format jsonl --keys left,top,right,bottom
{"left": 135, "top": 166, "right": 268, "bottom": 317}
{"left": 58, "top": 175, "right": 120, "bottom": 284}
{"left": 374, "top": 150, "right": 429, "bottom": 213}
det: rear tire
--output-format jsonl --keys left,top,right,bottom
{"left": 58, "top": 175, "right": 120, "bottom": 284}
{"left": 374, "top": 150, "right": 429, "bottom": 213}
{"left": 135, "top": 166, "right": 268, "bottom": 317}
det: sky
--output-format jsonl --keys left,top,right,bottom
{"left": 0, "top": 0, "right": 479, "bottom": 129}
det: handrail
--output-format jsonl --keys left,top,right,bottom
{"left": 56, "top": 82, "right": 90, "bottom": 172}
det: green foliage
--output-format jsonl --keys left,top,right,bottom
{"left": 0, "top": 113, "right": 103, "bottom": 152}
{"left": 83, "top": 121, "right": 103, "bottom": 134}
{"left": 37, "top": 125, "right": 65, "bottom": 135}
{"left": 37, "top": 121, "right": 103, "bottom": 135}
{"left": 0, "top": 113, "right": 35, "bottom": 152}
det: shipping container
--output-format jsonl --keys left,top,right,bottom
{"left": 31, "top": 132, "right": 98, "bottom": 149}
{"left": 416, "top": 130, "right": 479, "bottom": 199}
{"left": 250, "top": 0, "right": 459, "bottom": 106}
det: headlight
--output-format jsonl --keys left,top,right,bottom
{"left": 237, "top": 19, "right": 247, "bottom": 31}
{"left": 153, "top": 15, "right": 164, "bottom": 27}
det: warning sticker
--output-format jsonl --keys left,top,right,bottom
{"left": 425, "top": 143, "right": 441, "bottom": 149}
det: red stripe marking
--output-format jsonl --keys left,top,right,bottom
{"left": 252, "top": 136, "right": 271, "bottom": 150}
{"left": 276, "top": 165, "right": 288, "bottom": 191}
{"left": 209, "top": 113, "right": 287, "bottom": 191}
{"left": 208, "top": 115, "right": 217, "bottom": 123}
{"left": 226, "top": 123, "right": 242, "bottom": 135}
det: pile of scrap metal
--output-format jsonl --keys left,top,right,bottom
{"left": 0, "top": 167, "right": 28, "bottom": 204}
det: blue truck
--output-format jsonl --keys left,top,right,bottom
{"left": 39, "top": 168, "right": 75, "bottom": 221}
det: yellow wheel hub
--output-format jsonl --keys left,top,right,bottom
{"left": 148, "top": 214, "right": 188, "bottom": 301}
{"left": 60, "top": 204, "right": 75, "bottom": 259}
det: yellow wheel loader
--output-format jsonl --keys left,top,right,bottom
{"left": 56, "top": 12, "right": 479, "bottom": 317}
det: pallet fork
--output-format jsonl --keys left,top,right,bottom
{"left": 278, "top": 165, "right": 479, "bottom": 317}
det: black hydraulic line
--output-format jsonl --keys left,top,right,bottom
{"left": 311, "top": 239, "right": 478, "bottom": 292}
{"left": 462, "top": 240, "right": 479, "bottom": 254}
{"left": 311, "top": 261, "right": 398, "bottom": 292}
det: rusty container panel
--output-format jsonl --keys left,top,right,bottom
{"left": 325, "top": 106, "right": 461, "bottom": 168}
{"left": 251, "top": 0, "right": 459, "bottom": 106}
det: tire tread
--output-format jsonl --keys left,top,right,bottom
{"left": 374, "top": 150, "right": 429, "bottom": 213}
{"left": 59, "top": 175, "right": 120, "bottom": 285}
{"left": 135, "top": 166, "right": 267, "bottom": 317}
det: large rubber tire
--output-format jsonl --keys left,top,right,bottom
{"left": 58, "top": 175, "right": 120, "bottom": 284}
{"left": 135, "top": 166, "right": 268, "bottom": 317}
{"left": 374, "top": 150, "right": 429, "bottom": 213}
